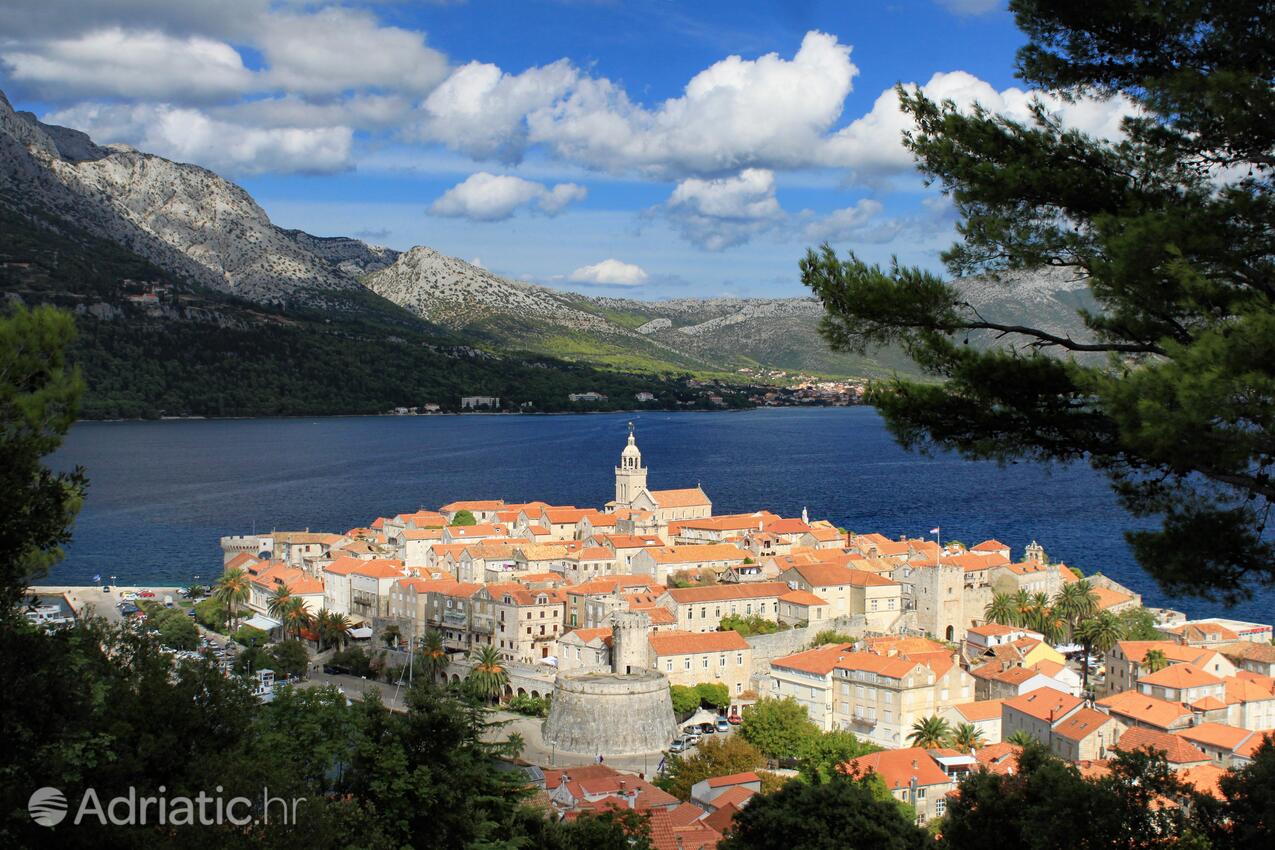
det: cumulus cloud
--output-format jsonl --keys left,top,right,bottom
{"left": 428, "top": 172, "right": 587, "bottom": 221}
{"left": 569, "top": 259, "right": 649, "bottom": 286}
{"left": 416, "top": 59, "right": 579, "bottom": 162}
{"left": 801, "top": 199, "right": 900, "bottom": 244}
{"left": 0, "top": 0, "right": 269, "bottom": 41}
{"left": 2, "top": 28, "right": 253, "bottom": 101}
{"left": 44, "top": 102, "right": 353, "bottom": 175}
{"left": 664, "top": 168, "right": 786, "bottom": 250}
{"left": 258, "top": 8, "right": 449, "bottom": 96}
{"left": 821, "top": 70, "right": 1136, "bottom": 182}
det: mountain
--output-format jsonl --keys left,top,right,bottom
{"left": 0, "top": 87, "right": 1099, "bottom": 416}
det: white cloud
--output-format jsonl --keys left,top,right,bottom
{"left": 258, "top": 8, "right": 449, "bottom": 96}
{"left": 801, "top": 199, "right": 893, "bottom": 243}
{"left": 525, "top": 31, "right": 858, "bottom": 177}
{"left": 664, "top": 168, "right": 785, "bottom": 250}
{"left": 214, "top": 93, "right": 412, "bottom": 131}
{"left": 44, "top": 102, "right": 353, "bottom": 175}
{"left": 2, "top": 27, "right": 253, "bottom": 101}
{"left": 0, "top": 0, "right": 269, "bottom": 40}
{"left": 821, "top": 70, "right": 1136, "bottom": 182}
{"left": 569, "top": 259, "right": 649, "bottom": 286}
{"left": 428, "top": 172, "right": 586, "bottom": 221}
{"left": 417, "top": 59, "right": 579, "bottom": 162}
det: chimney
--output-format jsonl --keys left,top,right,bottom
{"left": 912, "top": 759, "right": 918, "bottom": 769}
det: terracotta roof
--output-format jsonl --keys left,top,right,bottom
{"left": 602, "top": 534, "right": 665, "bottom": 549}
{"left": 666, "top": 802, "right": 706, "bottom": 828}
{"left": 972, "top": 539, "right": 1009, "bottom": 552}
{"left": 1177, "top": 764, "right": 1227, "bottom": 799}
{"left": 1052, "top": 708, "right": 1117, "bottom": 742}
{"left": 1003, "top": 687, "right": 1082, "bottom": 723}
{"left": 1223, "top": 675, "right": 1275, "bottom": 704}
{"left": 860, "top": 635, "right": 948, "bottom": 655}
{"left": 565, "top": 576, "right": 662, "bottom": 596}
{"left": 440, "top": 500, "right": 505, "bottom": 511}
{"left": 700, "top": 803, "right": 739, "bottom": 837}
{"left": 951, "top": 699, "right": 1006, "bottom": 722}
{"left": 646, "top": 544, "right": 748, "bottom": 565}
{"left": 564, "top": 627, "right": 613, "bottom": 645}
{"left": 1139, "top": 664, "right": 1223, "bottom": 689}
{"left": 350, "top": 559, "right": 406, "bottom": 579}
{"left": 974, "top": 742, "right": 1021, "bottom": 775}
{"left": 833, "top": 651, "right": 926, "bottom": 681}
{"left": 706, "top": 772, "right": 760, "bottom": 788}
{"left": 1235, "top": 731, "right": 1275, "bottom": 759}
{"left": 779, "top": 589, "right": 829, "bottom": 607}
{"left": 968, "top": 623, "right": 1026, "bottom": 638}
{"left": 648, "top": 809, "right": 720, "bottom": 850}
{"left": 1117, "top": 641, "right": 1212, "bottom": 665}
{"left": 1114, "top": 727, "right": 1209, "bottom": 764}
{"left": 649, "top": 487, "right": 711, "bottom": 508}
{"left": 1176, "top": 722, "right": 1255, "bottom": 751}
{"left": 772, "top": 643, "right": 854, "bottom": 676}
{"left": 1217, "top": 641, "right": 1275, "bottom": 664}
{"left": 1097, "top": 691, "right": 1193, "bottom": 730}
{"left": 1092, "top": 586, "right": 1134, "bottom": 610}
{"left": 843, "top": 748, "right": 951, "bottom": 789}
{"left": 665, "top": 581, "right": 789, "bottom": 603}
{"left": 649, "top": 630, "right": 750, "bottom": 656}
{"left": 710, "top": 786, "right": 755, "bottom": 809}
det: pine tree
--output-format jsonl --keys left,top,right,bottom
{"left": 801, "top": 0, "right": 1275, "bottom": 604}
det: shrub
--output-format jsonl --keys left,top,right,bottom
{"left": 507, "top": 694, "right": 550, "bottom": 717}
{"left": 232, "top": 625, "right": 269, "bottom": 647}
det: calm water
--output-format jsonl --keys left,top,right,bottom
{"left": 48, "top": 408, "right": 1270, "bottom": 622}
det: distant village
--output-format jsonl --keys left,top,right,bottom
{"left": 217, "top": 424, "right": 1274, "bottom": 845}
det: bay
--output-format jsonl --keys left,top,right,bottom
{"left": 47, "top": 407, "right": 1270, "bottom": 623}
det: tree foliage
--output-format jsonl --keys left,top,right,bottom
{"left": 660, "top": 735, "right": 765, "bottom": 801}
{"left": 797, "top": 730, "right": 881, "bottom": 785}
{"left": 800, "top": 0, "right": 1275, "bottom": 603}
{"left": 740, "top": 697, "right": 820, "bottom": 760}
{"left": 720, "top": 774, "right": 930, "bottom": 850}
{"left": 670, "top": 684, "right": 702, "bottom": 717}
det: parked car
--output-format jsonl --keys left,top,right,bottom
{"left": 716, "top": 718, "right": 730, "bottom": 732}
{"left": 699, "top": 722, "right": 716, "bottom": 735}
{"left": 101, "top": 585, "right": 111, "bottom": 593}
{"left": 681, "top": 726, "right": 701, "bottom": 742}
{"left": 186, "top": 609, "right": 198, "bottom": 618}
{"left": 727, "top": 712, "right": 742, "bottom": 725}
{"left": 138, "top": 591, "right": 156, "bottom": 599}
{"left": 120, "top": 592, "right": 138, "bottom": 601}
{"left": 668, "top": 737, "right": 693, "bottom": 754}
{"left": 118, "top": 603, "right": 139, "bottom": 615}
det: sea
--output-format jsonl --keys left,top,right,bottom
{"left": 46, "top": 407, "right": 1272, "bottom": 623}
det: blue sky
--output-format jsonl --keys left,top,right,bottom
{"left": 0, "top": 1, "right": 1128, "bottom": 298}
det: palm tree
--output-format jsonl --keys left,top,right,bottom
{"left": 466, "top": 644, "right": 509, "bottom": 704}
{"left": 213, "top": 568, "right": 251, "bottom": 631}
{"left": 317, "top": 610, "right": 353, "bottom": 651}
{"left": 279, "top": 596, "right": 313, "bottom": 641}
{"left": 1006, "top": 730, "right": 1036, "bottom": 748}
{"left": 1053, "top": 580, "right": 1099, "bottom": 637}
{"left": 267, "top": 581, "right": 293, "bottom": 621}
{"left": 984, "top": 593, "right": 1018, "bottom": 627}
{"left": 907, "top": 715, "right": 952, "bottom": 749}
{"left": 1075, "top": 610, "right": 1124, "bottom": 694}
{"left": 418, "top": 630, "right": 450, "bottom": 683}
{"left": 1142, "top": 648, "right": 1170, "bottom": 673}
{"left": 948, "top": 723, "right": 986, "bottom": 754}
{"left": 1012, "top": 589, "right": 1036, "bottom": 628}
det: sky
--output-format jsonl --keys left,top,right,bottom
{"left": 0, "top": 1, "right": 1131, "bottom": 299}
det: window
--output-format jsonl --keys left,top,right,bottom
{"left": 737, "top": 652, "right": 744, "bottom": 666}
{"left": 685, "top": 658, "right": 691, "bottom": 670}
{"left": 916, "top": 788, "right": 926, "bottom": 800}
{"left": 720, "top": 655, "right": 726, "bottom": 667}
{"left": 703, "top": 657, "right": 709, "bottom": 668}
{"left": 936, "top": 799, "right": 946, "bottom": 816}
{"left": 666, "top": 660, "right": 673, "bottom": 671}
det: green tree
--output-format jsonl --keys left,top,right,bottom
{"left": 317, "top": 609, "right": 353, "bottom": 650}
{"left": 418, "top": 629, "right": 450, "bottom": 683}
{"left": 267, "top": 638, "right": 310, "bottom": 679}
{"left": 1211, "top": 736, "right": 1275, "bottom": 850}
{"left": 948, "top": 723, "right": 986, "bottom": 754}
{"left": 984, "top": 592, "right": 1020, "bottom": 628}
{"left": 278, "top": 596, "right": 313, "bottom": 641}
{"left": 720, "top": 774, "right": 931, "bottom": 850}
{"left": 696, "top": 681, "right": 730, "bottom": 710}
{"left": 266, "top": 580, "right": 293, "bottom": 621}
{"left": 1006, "top": 730, "right": 1037, "bottom": 748}
{"left": 797, "top": 730, "right": 881, "bottom": 785}
{"left": 1142, "top": 648, "right": 1170, "bottom": 674}
{"left": 232, "top": 624, "right": 269, "bottom": 647}
{"left": 152, "top": 607, "right": 199, "bottom": 650}
{"left": 1076, "top": 610, "right": 1125, "bottom": 693}
{"left": 799, "top": 0, "right": 1275, "bottom": 605}
{"left": 907, "top": 715, "right": 952, "bottom": 749}
{"left": 466, "top": 644, "right": 508, "bottom": 703}
{"left": 450, "top": 510, "right": 478, "bottom": 527}
{"left": 1053, "top": 580, "right": 1100, "bottom": 637}
{"left": 1116, "top": 607, "right": 1163, "bottom": 640}
{"left": 381, "top": 623, "right": 402, "bottom": 648}
{"left": 670, "top": 684, "right": 701, "bottom": 716}
{"left": 740, "top": 697, "right": 820, "bottom": 760}
{"left": 810, "top": 630, "right": 855, "bottom": 647}
{"left": 0, "top": 305, "right": 85, "bottom": 614}
{"left": 661, "top": 735, "right": 765, "bottom": 800}
{"left": 213, "top": 567, "right": 251, "bottom": 631}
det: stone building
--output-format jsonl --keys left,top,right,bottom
{"left": 648, "top": 629, "right": 753, "bottom": 696}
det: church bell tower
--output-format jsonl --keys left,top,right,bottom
{"left": 615, "top": 421, "right": 648, "bottom": 506}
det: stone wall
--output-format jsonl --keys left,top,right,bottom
{"left": 543, "top": 670, "right": 678, "bottom": 756}
{"left": 744, "top": 615, "right": 869, "bottom": 681}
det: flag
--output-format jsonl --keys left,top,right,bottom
{"left": 92, "top": 574, "right": 101, "bottom": 582}
{"left": 929, "top": 527, "right": 940, "bottom": 535}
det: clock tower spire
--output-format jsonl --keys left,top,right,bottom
{"left": 615, "top": 421, "right": 648, "bottom": 506}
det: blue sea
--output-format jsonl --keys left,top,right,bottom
{"left": 47, "top": 408, "right": 1271, "bottom": 623}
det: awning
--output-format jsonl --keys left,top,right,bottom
{"left": 349, "top": 626, "right": 374, "bottom": 640}
{"left": 241, "top": 614, "right": 282, "bottom": 631}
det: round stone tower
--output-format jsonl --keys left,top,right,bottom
{"left": 542, "top": 609, "right": 676, "bottom": 756}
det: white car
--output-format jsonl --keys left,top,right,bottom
{"left": 120, "top": 592, "right": 138, "bottom": 601}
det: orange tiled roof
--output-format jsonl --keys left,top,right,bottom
{"left": 951, "top": 699, "right": 1006, "bottom": 722}
{"left": 779, "top": 589, "right": 830, "bottom": 607}
{"left": 1176, "top": 722, "right": 1255, "bottom": 751}
{"left": 1177, "top": 764, "right": 1227, "bottom": 799}
{"left": 1097, "top": 691, "right": 1193, "bottom": 730}
{"left": 706, "top": 771, "right": 760, "bottom": 788}
{"left": 649, "top": 487, "right": 711, "bottom": 508}
{"left": 843, "top": 748, "right": 950, "bottom": 790}
{"left": 648, "top": 630, "right": 749, "bottom": 656}
{"left": 1115, "top": 727, "right": 1209, "bottom": 764}
{"left": 665, "top": 581, "right": 789, "bottom": 603}
{"left": 1003, "top": 687, "right": 1082, "bottom": 722}
{"left": 646, "top": 544, "right": 748, "bottom": 565}
{"left": 1139, "top": 664, "right": 1223, "bottom": 689}
{"left": 1052, "top": 708, "right": 1116, "bottom": 742}
{"left": 772, "top": 643, "right": 855, "bottom": 676}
